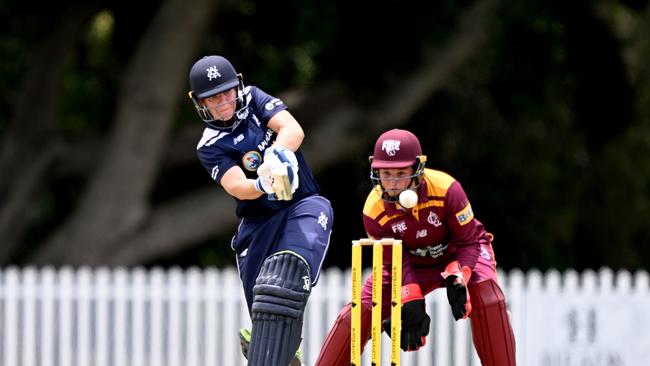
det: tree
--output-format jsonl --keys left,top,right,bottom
{"left": 1, "top": 0, "right": 649, "bottom": 271}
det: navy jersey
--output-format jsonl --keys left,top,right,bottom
{"left": 196, "top": 86, "right": 320, "bottom": 217}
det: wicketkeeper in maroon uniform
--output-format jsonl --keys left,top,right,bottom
{"left": 315, "top": 129, "right": 516, "bottom": 365}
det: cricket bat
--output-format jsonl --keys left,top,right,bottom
{"left": 271, "top": 163, "right": 293, "bottom": 201}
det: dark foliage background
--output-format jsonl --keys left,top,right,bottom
{"left": 1, "top": 0, "right": 649, "bottom": 272}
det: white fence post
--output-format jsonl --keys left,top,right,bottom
{"left": 523, "top": 269, "right": 543, "bottom": 366}
{"left": 3, "top": 267, "right": 19, "bottom": 366}
{"left": 20, "top": 268, "right": 36, "bottom": 366}
{"left": 58, "top": 267, "right": 73, "bottom": 366}
{"left": 204, "top": 268, "right": 219, "bottom": 366}
{"left": 149, "top": 268, "right": 165, "bottom": 366}
{"left": 113, "top": 268, "right": 128, "bottom": 366}
{"left": 95, "top": 267, "right": 110, "bottom": 366}
{"left": 76, "top": 267, "right": 92, "bottom": 366}
{"left": 130, "top": 267, "right": 146, "bottom": 366}
{"left": 39, "top": 267, "right": 55, "bottom": 366}
{"left": 186, "top": 267, "right": 202, "bottom": 366}
{"left": 167, "top": 267, "right": 183, "bottom": 366}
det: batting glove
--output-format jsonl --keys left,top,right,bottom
{"left": 254, "top": 159, "right": 275, "bottom": 195}
{"left": 441, "top": 260, "right": 472, "bottom": 320}
{"left": 254, "top": 147, "right": 299, "bottom": 200}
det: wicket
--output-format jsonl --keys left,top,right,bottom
{"left": 351, "top": 238, "right": 403, "bottom": 366}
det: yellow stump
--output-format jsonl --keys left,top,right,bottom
{"left": 390, "top": 241, "right": 402, "bottom": 366}
{"left": 350, "top": 239, "right": 402, "bottom": 366}
{"left": 351, "top": 242, "right": 362, "bottom": 366}
{"left": 371, "top": 241, "right": 382, "bottom": 366}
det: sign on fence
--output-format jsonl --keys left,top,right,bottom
{"left": 514, "top": 269, "right": 650, "bottom": 366}
{"left": 0, "top": 267, "right": 648, "bottom": 366}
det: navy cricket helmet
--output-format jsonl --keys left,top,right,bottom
{"left": 188, "top": 55, "right": 248, "bottom": 130}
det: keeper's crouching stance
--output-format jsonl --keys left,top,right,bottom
{"left": 315, "top": 129, "right": 515, "bottom": 366}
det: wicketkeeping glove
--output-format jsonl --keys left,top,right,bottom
{"left": 382, "top": 283, "right": 430, "bottom": 352}
{"left": 441, "top": 260, "right": 472, "bottom": 320}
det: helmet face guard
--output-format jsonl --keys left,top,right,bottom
{"left": 370, "top": 156, "right": 427, "bottom": 202}
{"left": 188, "top": 55, "right": 249, "bottom": 131}
{"left": 368, "top": 129, "right": 427, "bottom": 202}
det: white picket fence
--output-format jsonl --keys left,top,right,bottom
{"left": 0, "top": 267, "right": 649, "bottom": 366}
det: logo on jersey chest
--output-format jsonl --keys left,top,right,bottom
{"left": 392, "top": 221, "right": 407, "bottom": 233}
{"left": 409, "top": 243, "right": 448, "bottom": 258}
{"left": 242, "top": 151, "right": 262, "bottom": 171}
{"left": 416, "top": 229, "right": 428, "bottom": 238}
{"left": 427, "top": 211, "right": 442, "bottom": 227}
{"left": 257, "top": 129, "right": 274, "bottom": 151}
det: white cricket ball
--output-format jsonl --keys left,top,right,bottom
{"left": 398, "top": 189, "right": 418, "bottom": 209}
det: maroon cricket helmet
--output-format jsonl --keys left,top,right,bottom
{"left": 370, "top": 129, "right": 423, "bottom": 169}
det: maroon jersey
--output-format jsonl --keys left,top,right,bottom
{"left": 362, "top": 168, "right": 492, "bottom": 285}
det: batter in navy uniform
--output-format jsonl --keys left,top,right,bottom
{"left": 188, "top": 55, "right": 333, "bottom": 366}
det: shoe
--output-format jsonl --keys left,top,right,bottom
{"left": 239, "top": 328, "right": 303, "bottom": 366}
